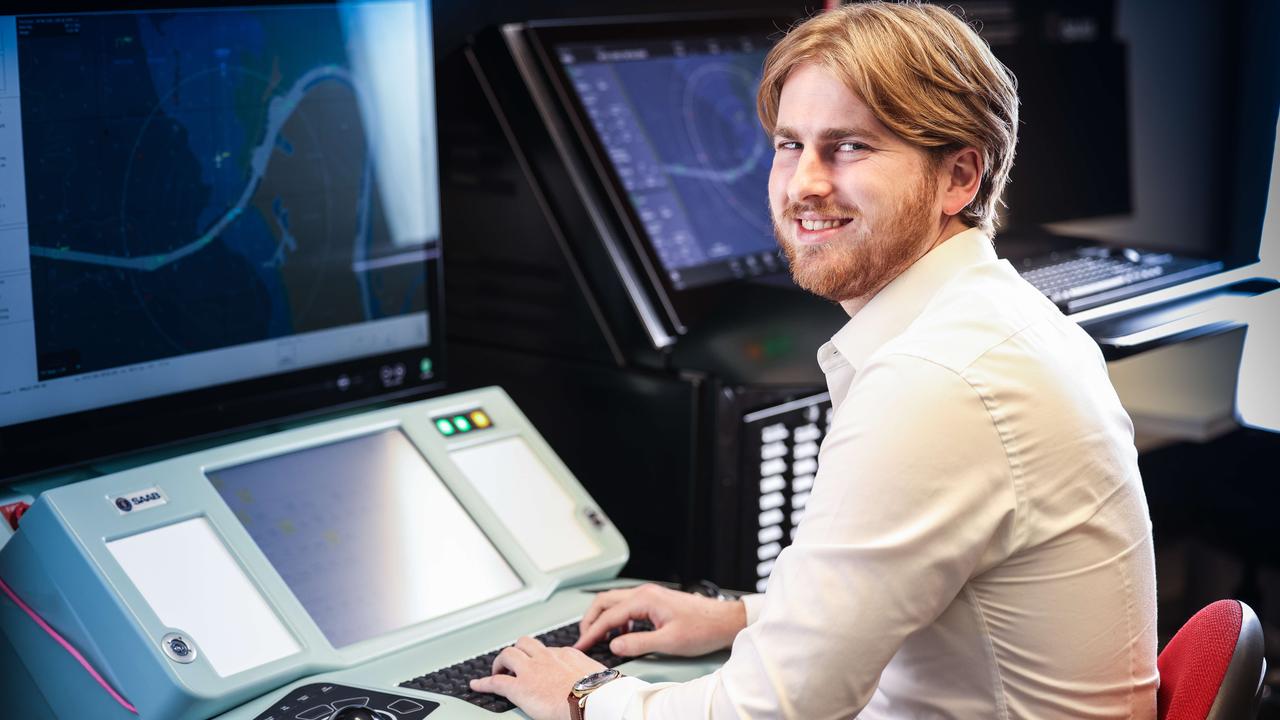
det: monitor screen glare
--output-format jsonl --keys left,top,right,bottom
{"left": 207, "top": 429, "right": 523, "bottom": 648}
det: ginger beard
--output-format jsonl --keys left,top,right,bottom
{"left": 773, "top": 160, "right": 940, "bottom": 303}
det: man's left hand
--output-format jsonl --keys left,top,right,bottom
{"left": 470, "top": 636, "right": 606, "bottom": 720}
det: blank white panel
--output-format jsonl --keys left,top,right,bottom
{"left": 450, "top": 437, "right": 600, "bottom": 571}
{"left": 107, "top": 517, "right": 301, "bottom": 677}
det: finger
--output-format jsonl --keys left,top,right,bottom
{"left": 578, "top": 588, "right": 629, "bottom": 635}
{"left": 552, "top": 645, "right": 608, "bottom": 674}
{"left": 470, "top": 673, "right": 518, "bottom": 696}
{"left": 576, "top": 599, "right": 652, "bottom": 651}
{"left": 491, "top": 645, "right": 530, "bottom": 676}
{"left": 514, "top": 635, "right": 547, "bottom": 657}
{"left": 609, "top": 626, "right": 673, "bottom": 657}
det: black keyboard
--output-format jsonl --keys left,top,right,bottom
{"left": 1016, "top": 249, "right": 1222, "bottom": 312}
{"left": 399, "top": 619, "right": 653, "bottom": 714}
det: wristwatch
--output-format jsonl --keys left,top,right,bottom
{"left": 568, "top": 667, "right": 622, "bottom": 720}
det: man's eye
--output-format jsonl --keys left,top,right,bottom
{"left": 837, "top": 141, "right": 869, "bottom": 152}
{"left": 775, "top": 140, "right": 800, "bottom": 151}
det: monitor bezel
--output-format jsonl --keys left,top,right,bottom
{"left": 521, "top": 13, "right": 799, "bottom": 334}
{"left": 0, "top": 0, "right": 446, "bottom": 483}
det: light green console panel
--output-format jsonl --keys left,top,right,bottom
{"left": 0, "top": 387, "right": 725, "bottom": 719}
{"left": 214, "top": 582, "right": 726, "bottom": 719}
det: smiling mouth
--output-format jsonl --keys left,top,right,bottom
{"left": 797, "top": 218, "right": 852, "bottom": 231}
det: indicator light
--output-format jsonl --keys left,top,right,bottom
{"left": 434, "top": 418, "right": 455, "bottom": 436}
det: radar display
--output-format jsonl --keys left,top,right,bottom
{"left": 560, "top": 38, "right": 778, "bottom": 289}
{"left": 19, "top": 7, "right": 432, "bottom": 380}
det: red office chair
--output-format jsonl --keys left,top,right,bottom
{"left": 1158, "top": 599, "right": 1267, "bottom": 720}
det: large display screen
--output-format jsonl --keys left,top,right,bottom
{"left": 0, "top": 1, "right": 443, "bottom": 479}
{"left": 554, "top": 35, "right": 780, "bottom": 291}
{"left": 208, "top": 429, "right": 523, "bottom": 648}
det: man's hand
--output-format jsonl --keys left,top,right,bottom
{"left": 470, "top": 636, "right": 605, "bottom": 720}
{"left": 574, "top": 583, "right": 747, "bottom": 657}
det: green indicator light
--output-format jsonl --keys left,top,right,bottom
{"left": 420, "top": 357, "right": 433, "bottom": 376}
{"left": 764, "top": 336, "right": 792, "bottom": 358}
{"left": 453, "top": 415, "right": 473, "bottom": 433}
{"left": 434, "top": 418, "right": 455, "bottom": 436}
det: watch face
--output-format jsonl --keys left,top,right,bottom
{"left": 574, "top": 668, "right": 621, "bottom": 693}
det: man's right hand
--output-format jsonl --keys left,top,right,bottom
{"left": 574, "top": 583, "right": 747, "bottom": 658}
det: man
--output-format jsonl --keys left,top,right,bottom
{"left": 472, "top": 2, "right": 1158, "bottom": 717}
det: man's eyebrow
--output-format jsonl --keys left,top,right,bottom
{"left": 772, "top": 125, "right": 887, "bottom": 142}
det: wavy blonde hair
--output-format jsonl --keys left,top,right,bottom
{"left": 758, "top": 1, "right": 1019, "bottom": 236}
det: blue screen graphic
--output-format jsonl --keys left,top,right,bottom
{"left": 20, "top": 5, "right": 435, "bottom": 381}
{"left": 559, "top": 38, "right": 781, "bottom": 290}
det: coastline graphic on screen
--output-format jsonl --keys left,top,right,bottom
{"left": 20, "top": 7, "right": 431, "bottom": 381}
{"left": 559, "top": 37, "right": 780, "bottom": 290}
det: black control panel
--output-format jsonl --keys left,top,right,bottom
{"left": 252, "top": 683, "right": 438, "bottom": 720}
{"left": 738, "top": 392, "right": 834, "bottom": 593}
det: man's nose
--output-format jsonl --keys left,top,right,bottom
{"left": 788, "top": 148, "right": 834, "bottom": 203}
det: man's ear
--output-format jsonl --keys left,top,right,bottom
{"left": 939, "top": 147, "right": 983, "bottom": 218}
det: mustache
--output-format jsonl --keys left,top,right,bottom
{"left": 780, "top": 201, "right": 859, "bottom": 221}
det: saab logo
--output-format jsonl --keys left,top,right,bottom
{"left": 110, "top": 487, "right": 168, "bottom": 515}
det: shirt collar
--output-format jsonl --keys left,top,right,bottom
{"left": 818, "top": 227, "right": 997, "bottom": 374}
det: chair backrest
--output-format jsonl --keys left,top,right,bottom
{"left": 1157, "top": 599, "right": 1267, "bottom": 720}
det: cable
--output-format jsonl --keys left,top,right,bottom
{"left": 0, "top": 574, "right": 138, "bottom": 714}
{"left": 1, "top": 501, "right": 30, "bottom": 531}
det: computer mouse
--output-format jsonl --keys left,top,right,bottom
{"left": 330, "top": 706, "right": 386, "bottom": 720}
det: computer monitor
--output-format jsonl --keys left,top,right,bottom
{"left": 518, "top": 13, "right": 792, "bottom": 325}
{"left": 0, "top": 0, "right": 443, "bottom": 481}
{"left": 553, "top": 32, "right": 778, "bottom": 292}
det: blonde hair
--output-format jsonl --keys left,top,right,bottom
{"left": 757, "top": 1, "right": 1019, "bottom": 236}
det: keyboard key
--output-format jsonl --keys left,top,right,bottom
{"left": 759, "top": 491, "right": 785, "bottom": 511}
{"left": 400, "top": 619, "right": 653, "bottom": 712}
{"left": 760, "top": 458, "right": 787, "bottom": 477}
{"left": 792, "top": 458, "right": 818, "bottom": 476}
{"left": 792, "top": 441, "right": 819, "bottom": 459}
{"left": 760, "top": 423, "right": 788, "bottom": 444}
{"left": 759, "top": 508, "right": 784, "bottom": 527}
{"left": 759, "top": 474, "right": 785, "bottom": 494}
{"left": 758, "top": 541, "right": 781, "bottom": 561}
{"left": 758, "top": 524, "right": 783, "bottom": 545}
{"left": 760, "top": 442, "right": 788, "bottom": 460}
{"left": 792, "top": 423, "right": 822, "bottom": 443}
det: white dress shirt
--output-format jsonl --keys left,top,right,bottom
{"left": 588, "top": 228, "right": 1158, "bottom": 719}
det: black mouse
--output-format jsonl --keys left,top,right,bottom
{"left": 330, "top": 706, "right": 387, "bottom": 720}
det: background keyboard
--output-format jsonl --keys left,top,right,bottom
{"left": 400, "top": 619, "right": 653, "bottom": 714}
{"left": 1016, "top": 248, "right": 1221, "bottom": 312}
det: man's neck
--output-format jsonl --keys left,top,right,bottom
{"left": 838, "top": 216, "right": 974, "bottom": 317}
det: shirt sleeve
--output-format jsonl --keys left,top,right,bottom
{"left": 740, "top": 593, "right": 765, "bottom": 625}
{"left": 587, "top": 353, "right": 1019, "bottom": 719}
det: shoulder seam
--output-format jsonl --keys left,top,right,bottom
{"left": 876, "top": 351, "right": 1027, "bottom": 552}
